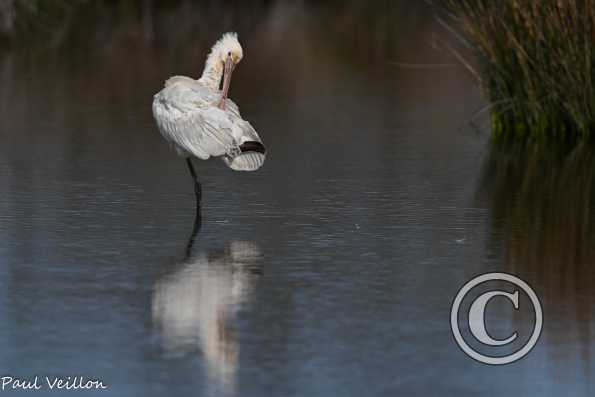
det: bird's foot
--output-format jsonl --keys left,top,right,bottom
{"left": 218, "top": 98, "right": 226, "bottom": 110}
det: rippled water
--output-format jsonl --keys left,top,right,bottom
{"left": 0, "top": 1, "right": 594, "bottom": 396}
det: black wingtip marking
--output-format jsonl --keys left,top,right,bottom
{"left": 239, "top": 141, "right": 266, "bottom": 154}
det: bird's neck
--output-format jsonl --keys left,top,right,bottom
{"left": 198, "top": 51, "right": 223, "bottom": 90}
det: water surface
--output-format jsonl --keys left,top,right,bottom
{"left": 0, "top": 1, "right": 593, "bottom": 396}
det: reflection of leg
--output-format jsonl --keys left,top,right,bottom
{"left": 186, "top": 158, "right": 202, "bottom": 206}
{"left": 184, "top": 202, "right": 202, "bottom": 260}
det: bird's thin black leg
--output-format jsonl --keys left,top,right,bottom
{"left": 186, "top": 158, "right": 202, "bottom": 206}
{"left": 184, "top": 158, "right": 202, "bottom": 259}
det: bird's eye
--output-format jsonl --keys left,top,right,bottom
{"left": 227, "top": 51, "right": 232, "bottom": 56}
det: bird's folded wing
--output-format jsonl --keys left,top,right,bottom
{"left": 153, "top": 87, "right": 236, "bottom": 159}
{"left": 222, "top": 119, "right": 266, "bottom": 171}
{"left": 224, "top": 98, "right": 241, "bottom": 119}
{"left": 177, "top": 107, "right": 236, "bottom": 158}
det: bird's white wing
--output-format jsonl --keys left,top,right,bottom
{"left": 153, "top": 81, "right": 236, "bottom": 159}
{"left": 223, "top": 98, "right": 241, "bottom": 119}
{"left": 221, "top": 118, "right": 266, "bottom": 171}
{"left": 153, "top": 77, "right": 266, "bottom": 171}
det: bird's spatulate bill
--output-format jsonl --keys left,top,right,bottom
{"left": 218, "top": 55, "right": 235, "bottom": 110}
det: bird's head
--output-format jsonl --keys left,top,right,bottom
{"left": 212, "top": 32, "right": 243, "bottom": 108}
{"left": 215, "top": 32, "right": 243, "bottom": 66}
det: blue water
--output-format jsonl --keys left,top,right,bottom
{"left": 0, "top": 1, "right": 593, "bottom": 396}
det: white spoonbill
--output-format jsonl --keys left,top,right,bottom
{"left": 152, "top": 32, "right": 266, "bottom": 207}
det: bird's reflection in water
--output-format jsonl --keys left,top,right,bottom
{"left": 152, "top": 211, "right": 262, "bottom": 391}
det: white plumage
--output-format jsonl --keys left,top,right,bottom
{"left": 152, "top": 240, "right": 261, "bottom": 389}
{"left": 152, "top": 33, "right": 266, "bottom": 172}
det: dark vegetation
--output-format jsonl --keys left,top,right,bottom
{"left": 445, "top": 0, "right": 595, "bottom": 141}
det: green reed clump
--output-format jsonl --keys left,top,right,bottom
{"left": 446, "top": 0, "right": 595, "bottom": 141}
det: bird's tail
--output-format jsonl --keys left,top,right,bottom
{"left": 223, "top": 141, "right": 266, "bottom": 171}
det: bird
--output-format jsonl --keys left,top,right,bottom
{"left": 152, "top": 32, "right": 266, "bottom": 209}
